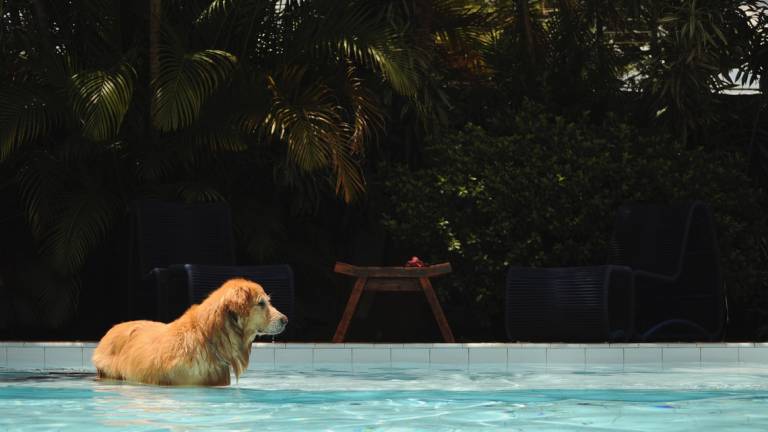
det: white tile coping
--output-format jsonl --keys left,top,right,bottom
{"left": 0, "top": 342, "right": 766, "bottom": 371}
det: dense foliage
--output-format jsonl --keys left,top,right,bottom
{"left": 380, "top": 105, "right": 768, "bottom": 337}
{"left": 0, "top": 0, "right": 485, "bottom": 334}
{"left": 1, "top": 0, "right": 767, "bottom": 340}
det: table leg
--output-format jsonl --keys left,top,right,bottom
{"left": 420, "top": 277, "right": 455, "bottom": 342}
{"left": 333, "top": 277, "right": 367, "bottom": 343}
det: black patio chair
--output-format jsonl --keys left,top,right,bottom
{"left": 506, "top": 201, "right": 725, "bottom": 342}
{"left": 506, "top": 265, "right": 634, "bottom": 342}
{"left": 608, "top": 201, "right": 725, "bottom": 342}
{"left": 130, "top": 200, "right": 294, "bottom": 338}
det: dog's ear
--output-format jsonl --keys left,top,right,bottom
{"left": 228, "top": 309, "right": 241, "bottom": 329}
{"left": 226, "top": 284, "right": 253, "bottom": 316}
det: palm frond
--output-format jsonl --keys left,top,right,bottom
{"left": 195, "top": 0, "right": 236, "bottom": 25}
{"left": 344, "top": 63, "right": 385, "bottom": 152}
{"left": 71, "top": 63, "right": 135, "bottom": 141}
{"left": 364, "top": 43, "right": 423, "bottom": 99}
{"left": 17, "top": 154, "right": 119, "bottom": 275}
{"left": 271, "top": 1, "right": 424, "bottom": 98}
{"left": 265, "top": 67, "right": 335, "bottom": 171}
{"left": 0, "top": 85, "right": 60, "bottom": 161}
{"left": 329, "top": 141, "right": 366, "bottom": 202}
{"left": 428, "top": 0, "right": 493, "bottom": 53}
{"left": 265, "top": 67, "right": 365, "bottom": 201}
{"left": 16, "top": 157, "right": 61, "bottom": 241}
{"left": 153, "top": 46, "right": 238, "bottom": 132}
{"left": 317, "top": 27, "right": 423, "bottom": 98}
{"left": 175, "top": 182, "right": 227, "bottom": 202}
{"left": 40, "top": 185, "right": 120, "bottom": 275}
{"left": 197, "top": 0, "right": 284, "bottom": 26}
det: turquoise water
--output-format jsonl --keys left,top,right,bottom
{"left": 2, "top": 365, "right": 768, "bottom": 431}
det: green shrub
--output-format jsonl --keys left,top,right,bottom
{"left": 379, "top": 104, "right": 768, "bottom": 339}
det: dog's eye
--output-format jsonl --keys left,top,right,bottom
{"left": 257, "top": 299, "right": 266, "bottom": 308}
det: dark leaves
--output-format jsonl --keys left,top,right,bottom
{"left": 153, "top": 47, "right": 238, "bottom": 132}
{"left": 71, "top": 63, "right": 135, "bottom": 141}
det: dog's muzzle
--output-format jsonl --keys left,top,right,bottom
{"left": 259, "top": 315, "right": 288, "bottom": 336}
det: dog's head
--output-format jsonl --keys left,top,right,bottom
{"left": 220, "top": 278, "right": 288, "bottom": 339}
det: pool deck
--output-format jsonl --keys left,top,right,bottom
{"left": 0, "top": 342, "right": 766, "bottom": 371}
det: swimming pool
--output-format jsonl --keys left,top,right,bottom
{"left": 2, "top": 362, "right": 768, "bottom": 431}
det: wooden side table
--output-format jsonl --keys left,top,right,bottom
{"left": 332, "top": 261, "right": 455, "bottom": 343}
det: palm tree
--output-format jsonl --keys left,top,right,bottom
{"left": 0, "top": 0, "right": 486, "bottom": 330}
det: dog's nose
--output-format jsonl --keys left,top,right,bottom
{"left": 280, "top": 316, "right": 288, "bottom": 326}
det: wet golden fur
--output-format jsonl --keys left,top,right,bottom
{"left": 92, "top": 278, "right": 287, "bottom": 386}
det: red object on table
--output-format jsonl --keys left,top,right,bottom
{"left": 405, "top": 256, "right": 427, "bottom": 267}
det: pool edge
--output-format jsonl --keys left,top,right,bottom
{"left": 1, "top": 342, "right": 766, "bottom": 371}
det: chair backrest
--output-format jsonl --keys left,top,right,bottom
{"left": 609, "top": 200, "right": 723, "bottom": 299}
{"left": 608, "top": 201, "right": 697, "bottom": 277}
{"left": 131, "top": 200, "right": 237, "bottom": 277}
{"left": 183, "top": 264, "right": 295, "bottom": 338}
{"left": 609, "top": 201, "right": 725, "bottom": 340}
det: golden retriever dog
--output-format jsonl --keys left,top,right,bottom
{"left": 92, "top": 278, "right": 287, "bottom": 386}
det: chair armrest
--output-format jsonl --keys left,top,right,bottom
{"left": 135, "top": 267, "right": 187, "bottom": 322}
{"left": 632, "top": 269, "right": 678, "bottom": 283}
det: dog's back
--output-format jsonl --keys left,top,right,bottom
{"left": 92, "top": 320, "right": 168, "bottom": 381}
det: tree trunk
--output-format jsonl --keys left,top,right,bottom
{"left": 149, "top": 0, "right": 161, "bottom": 135}
{"left": 516, "top": 0, "right": 538, "bottom": 62}
{"left": 648, "top": 0, "right": 660, "bottom": 60}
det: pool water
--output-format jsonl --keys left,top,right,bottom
{"left": 2, "top": 365, "right": 768, "bottom": 431}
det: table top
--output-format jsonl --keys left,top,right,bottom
{"left": 334, "top": 262, "right": 452, "bottom": 278}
